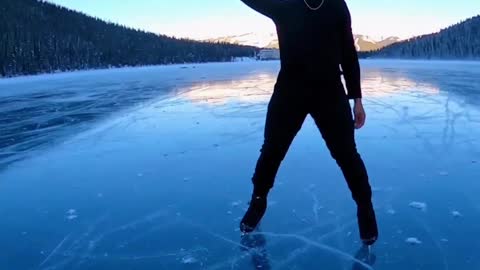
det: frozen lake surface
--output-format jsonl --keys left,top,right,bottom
{"left": 1, "top": 60, "right": 480, "bottom": 269}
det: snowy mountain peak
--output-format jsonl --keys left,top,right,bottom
{"left": 207, "top": 33, "right": 402, "bottom": 52}
{"left": 205, "top": 32, "right": 278, "bottom": 48}
{"left": 354, "top": 35, "right": 401, "bottom": 51}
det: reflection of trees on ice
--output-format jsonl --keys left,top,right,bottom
{"left": 363, "top": 64, "right": 480, "bottom": 159}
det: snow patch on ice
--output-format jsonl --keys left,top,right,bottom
{"left": 406, "top": 237, "right": 422, "bottom": 245}
{"left": 409, "top": 202, "right": 427, "bottom": 211}
{"left": 387, "top": 209, "right": 396, "bottom": 215}
{"left": 231, "top": 201, "right": 242, "bottom": 207}
{"left": 65, "top": 209, "right": 78, "bottom": 220}
{"left": 451, "top": 211, "right": 462, "bottom": 218}
{"left": 181, "top": 255, "right": 198, "bottom": 264}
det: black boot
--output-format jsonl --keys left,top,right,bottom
{"left": 240, "top": 195, "right": 267, "bottom": 233}
{"left": 357, "top": 202, "right": 378, "bottom": 246}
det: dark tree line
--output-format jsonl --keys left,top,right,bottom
{"left": 360, "top": 15, "right": 480, "bottom": 59}
{"left": 0, "top": 0, "right": 257, "bottom": 77}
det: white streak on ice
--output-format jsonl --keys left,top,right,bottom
{"left": 39, "top": 234, "right": 71, "bottom": 267}
{"left": 311, "top": 193, "right": 320, "bottom": 225}
{"left": 413, "top": 215, "right": 450, "bottom": 270}
{"left": 274, "top": 245, "right": 310, "bottom": 269}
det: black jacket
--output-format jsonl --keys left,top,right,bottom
{"left": 241, "top": 0, "right": 362, "bottom": 99}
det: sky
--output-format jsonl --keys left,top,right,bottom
{"left": 47, "top": 0, "right": 479, "bottom": 40}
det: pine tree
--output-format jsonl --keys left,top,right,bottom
{"left": 1, "top": 0, "right": 257, "bottom": 77}
{"left": 359, "top": 15, "right": 480, "bottom": 60}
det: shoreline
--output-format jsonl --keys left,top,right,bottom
{"left": 2, "top": 58, "right": 480, "bottom": 82}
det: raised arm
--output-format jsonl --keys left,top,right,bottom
{"left": 240, "top": 0, "right": 282, "bottom": 19}
{"left": 340, "top": 1, "right": 362, "bottom": 100}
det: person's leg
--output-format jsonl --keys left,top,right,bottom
{"left": 252, "top": 86, "right": 308, "bottom": 196}
{"left": 309, "top": 84, "right": 378, "bottom": 245}
{"left": 240, "top": 83, "right": 308, "bottom": 233}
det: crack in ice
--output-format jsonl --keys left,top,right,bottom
{"left": 252, "top": 232, "right": 374, "bottom": 270}
{"left": 39, "top": 233, "right": 71, "bottom": 267}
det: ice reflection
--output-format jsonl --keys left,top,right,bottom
{"left": 0, "top": 63, "right": 266, "bottom": 170}
{"left": 1, "top": 61, "right": 480, "bottom": 270}
{"left": 179, "top": 74, "right": 275, "bottom": 106}
{"left": 362, "top": 72, "right": 440, "bottom": 97}
{"left": 0, "top": 79, "right": 178, "bottom": 169}
{"left": 0, "top": 63, "right": 455, "bottom": 171}
{"left": 180, "top": 71, "right": 441, "bottom": 109}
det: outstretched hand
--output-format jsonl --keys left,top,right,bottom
{"left": 353, "top": 99, "right": 366, "bottom": 129}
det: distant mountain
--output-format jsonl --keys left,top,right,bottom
{"left": 206, "top": 32, "right": 278, "bottom": 49}
{"left": 207, "top": 33, "right": 401, "bottom": 52}
{"left": 362, "top": 15, "right": 480, "bottom": 59}
{"left": 354, "top": 35, "right": 401, "bottom": 52}
{"left": 0, "top": 0, "right": 256, "bottom": 77}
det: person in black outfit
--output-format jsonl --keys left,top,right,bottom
{"left": 239, "top": 0, "right": 378, "bottom": 245}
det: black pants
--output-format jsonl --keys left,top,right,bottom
{"left": 252, "top": 80, "right": 372, "bottom": 206}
